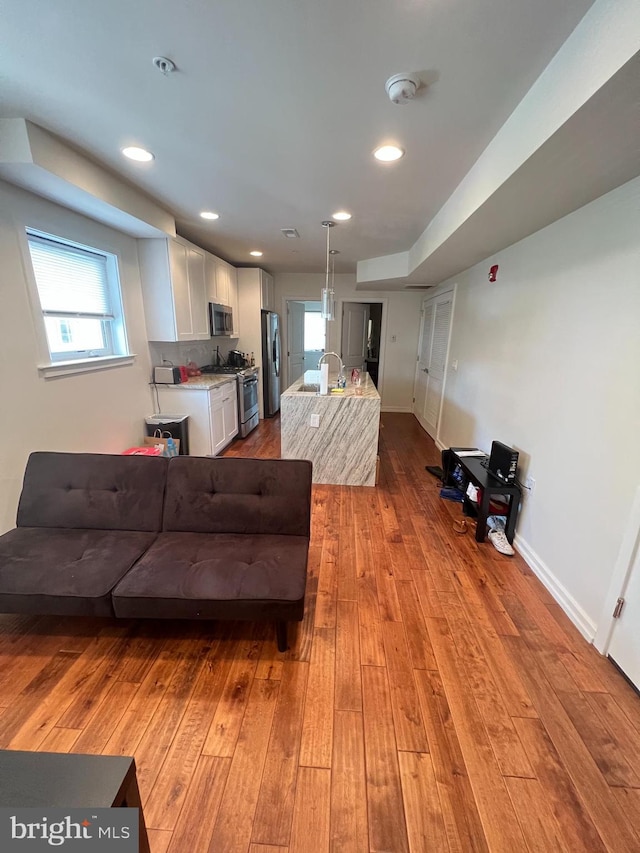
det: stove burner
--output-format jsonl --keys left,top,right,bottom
{"left": 200, "top": 365, "right": 241, "bottom": 374}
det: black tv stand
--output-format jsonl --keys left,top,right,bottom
{"left": 448, "top": 448, "right": 521, "bottom": 544}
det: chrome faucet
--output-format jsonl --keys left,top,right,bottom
{"left": 318, "top": 351, "right": 345, "bottom": 376}
{"left": 318, "top": 351, "right": 346, "bottom": 390}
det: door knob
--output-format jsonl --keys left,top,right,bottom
{"left": 423, "top": 368, "right": 429, "bottom": 373}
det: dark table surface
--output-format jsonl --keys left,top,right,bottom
{"left": 0, "top": 750, "right": 136, "bottom": 808}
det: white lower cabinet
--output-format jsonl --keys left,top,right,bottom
{"left": 156, "top": 381, "right": 238, "bottom": 456}
{"left": 223, "top": 384, "right": 239, "bottom": 443}
{"left": 210, "top": 381, "right": 239, "bottom": 453}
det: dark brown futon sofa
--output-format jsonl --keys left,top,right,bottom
{"left": 0, "top": 452, "right": 312, "bottom": 651}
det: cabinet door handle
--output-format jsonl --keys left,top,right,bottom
{"left": 223, "top": 397, "right": 230, "bottom": 402}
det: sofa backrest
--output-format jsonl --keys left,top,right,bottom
{"left": 17, "top": 452, "right": 168, "bottom": 532}
{"left": 162, "top": 457, "right": 312, "bottom": 537}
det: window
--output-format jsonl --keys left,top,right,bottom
{"left": 304, "top": 311, "right": 326, "bottom": 351}
{"left": 27, "top": 230, "right": 128, "bottom": 364}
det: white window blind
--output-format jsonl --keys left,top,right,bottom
{"left": 28, "top": 235, "right": 112, "bottom": 318}
{"left": 26, "top": 230, "right": 127, "bottom": 365}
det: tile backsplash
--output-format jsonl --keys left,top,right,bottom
{"left": 148, "top": 340, "right": 238, "bottom": 370}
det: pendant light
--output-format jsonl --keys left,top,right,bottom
{"left": 321, "top": 220, "right": 336, "bottom": 321}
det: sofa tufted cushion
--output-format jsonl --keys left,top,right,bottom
{"left": 0, "top": 527, "right": 158, "bottom": 617}
{"left": 111, "top": 532, "right": 308, "bottom": 621}
{"left": 17, "top": 452, "right": 168, "bottom": 532}
{"left": 162, "top": 457, "right": 312, "bottom": 536}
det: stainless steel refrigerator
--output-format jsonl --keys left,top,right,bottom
{"left": 261, "top": 310, "right": 281, "bottom": 417}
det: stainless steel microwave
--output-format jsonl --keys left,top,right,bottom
{"left": 209, "top": 303, "right": 233, "bottom": 337}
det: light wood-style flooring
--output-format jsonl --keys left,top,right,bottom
{"left": 1, "top": 413, "right": 639, "bottom": 852}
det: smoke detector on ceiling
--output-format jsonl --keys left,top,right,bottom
{"left": 152, "top": 56, "right": 177, "bottom": 75}
{"left": 385, "top": 73, "right": 420, "bottom": 105}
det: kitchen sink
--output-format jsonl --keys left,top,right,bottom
{"left": 297, "top": 383, "right": 320, "bottom": 392}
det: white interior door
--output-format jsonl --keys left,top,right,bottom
{"left": 287, "top": 301, "right": 305, "bottom": 386}
{"left": 341, "top": 302, "right": 369, "bottom": 372}
{"left": 414, "top": 300, "right": 434, "bottom": 429}
{"left": 413, "top": 291, "right": 453, "bottom": 440}
{"left": 607, "top": 542, "right": 640, "bottom": 691}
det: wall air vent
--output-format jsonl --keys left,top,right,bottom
{"left": 281, "top": 228, "right": 300, "bottom": 238}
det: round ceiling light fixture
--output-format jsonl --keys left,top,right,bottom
{"left": 374, "top": 144, "right": 404, "bottom": 162}
{"left": 250, "top": 250, "right": 263, "bottom": 257}
{"left": 121, "top": 146, "right": 154, "bottom": 162}
{"left": 200, "top": 211, "right": 220, "bottom": 220}
{"left": 332, "top": 210, "right": 352, "bottom": 221}
{"left": 385, "top": 73, "right": 420, "bottom": 105}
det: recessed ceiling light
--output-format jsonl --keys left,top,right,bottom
{"left": 373, "top": 145, "right": 404, "bottom": 162}
{"left": 250, "top": 250, "right": 263, "bottom": 257}
{"left": 121, "top": 146, "right": 154, "bottom": 162}
{"left": 200, "top": 211, "right": 220, "bottom": 220}
{"left": 332, "top": 211, "right": 352, "bottom": 221}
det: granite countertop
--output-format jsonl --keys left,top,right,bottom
{"left": 158, "top": 375, "right": 237, "bottom": 391}
{"left": 282, "top": 369, "right": 380, "bottom": 400}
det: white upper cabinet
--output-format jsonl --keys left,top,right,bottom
{"left": 260, "top": 270, "right": 275, "bottom": 312}
{"left": 205, "top": 253, "right": 218, "bottom": 303}
{"left": 139, "top": 237, "right": 209, "bottom": 342}
{"left": 205, "top": 254, "right": 239, "bottom": 337}
{"left": 215, "top": 258, "right": 233, "bottom": 306}
{"left": 228, "top": 265, "right": 239, "bottom": 336}
{"left": 187, "top": 246, "right": 208, "bottom": 338}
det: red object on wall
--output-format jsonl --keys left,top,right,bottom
{"left": 488, "top": 264, "right": 499, "bottom": 282}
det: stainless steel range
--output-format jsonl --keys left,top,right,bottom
{"left": 200, "top": 365, "right": 259, "bottom": 437}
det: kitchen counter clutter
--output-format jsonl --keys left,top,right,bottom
{"left": 281, "top": 370, "right": 381, "bottom": 486}
{"left": 157, "top": 375, "right": 234, "bottom": 391}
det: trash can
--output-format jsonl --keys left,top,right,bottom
{"left": 145, "top": 414, "right": 189, "bottom": 455}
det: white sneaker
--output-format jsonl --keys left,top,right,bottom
{"left": 488, "top": 528, "right": 515, "bottom": 556}
{"left": 487, "top": 514, "right": 506, "bottom": 532}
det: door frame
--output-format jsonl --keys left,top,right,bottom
{"left": 286, "top": 299, "right": 307, "bottom": 388}
{"left": 594, "top": 485, "right": 640, "bottom": 654}
{"left": 413, "top": 283, "right": 456, "bottom": 446}
{"left": 283, "top": 296, "right": 329, "bottom": 391}
{"left": 336, "top": 297, "right": 388, "bottom": 400}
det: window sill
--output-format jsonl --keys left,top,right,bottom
{"left": 38, "top": 354, "right": 136, "bottom": 379}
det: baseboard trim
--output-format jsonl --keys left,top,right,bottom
{"left": 514, "top": 533, "right": 597, "bottom": 643}
{"left": 381, "top": 406, "right": 413, "bottom": 413}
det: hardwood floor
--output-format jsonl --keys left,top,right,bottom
{"left": 1, "top": 412, "right": 639, "bottom": 852}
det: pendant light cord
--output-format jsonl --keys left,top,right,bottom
{"left": 325, "top": 222, "right": 331, "bottom": 290}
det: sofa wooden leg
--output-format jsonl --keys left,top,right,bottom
{"left": 276, "top": 621, "right": 289, "bottom": 652}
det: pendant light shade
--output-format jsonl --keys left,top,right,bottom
{"left": 320, "top": 220, "right": 336, "bottom": 321}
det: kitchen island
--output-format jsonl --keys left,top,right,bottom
{"left": 280, "top": 370, "right": 380, "bottom": 486}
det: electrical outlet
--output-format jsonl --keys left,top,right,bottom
{"left": 451, "top": 359, "right": 458, "bottom": 372}
{"left": 310, "top": 413, "right": 320, "bottom": 428}
{"left": 391, "top": 335, "right": 397, "bottom": 343}
{"left": 525, "top": 476, "right": 536, "bottom": 494}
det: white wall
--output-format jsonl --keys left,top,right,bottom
{"left": 438, "top": 176, "right": 640, "bottom": 636}
{"left": 0, "top": 179, "right": 156, "bottom": 534}
{"left": 274, "top": 273, "right": 423, "bottom": 412}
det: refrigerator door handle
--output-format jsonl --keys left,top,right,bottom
{"left": 273, "top": 328, "right": 280, "bottom": 377}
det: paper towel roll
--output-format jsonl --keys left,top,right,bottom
{"left": 320, "top": 363, "right": 329, "bottom": 395}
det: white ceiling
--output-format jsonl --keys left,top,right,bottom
{"left": 0, "top": 0, "right": 601, "bottom": 279}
